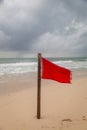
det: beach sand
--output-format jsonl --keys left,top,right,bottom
{"left": 0, "top": 71, "right": 87, "bottom": 130}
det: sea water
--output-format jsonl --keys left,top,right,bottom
{"left": 0, "top": 57, "right": 87, "bottom": 76}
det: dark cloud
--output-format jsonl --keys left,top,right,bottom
{"left": 62, "top": 0, "right": 87, "bottom": 21}
{"left": 0, "top": 0, "right": 3, "bottom": 3}
{"left": 0, "top": 0, "right": 65, "bottom": 51}
{"left": 0, "top": 0, "right": 87, "bottom": 56}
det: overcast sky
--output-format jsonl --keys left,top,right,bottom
{"left": 0, "top": 0, "right": 87, "bottom": 57}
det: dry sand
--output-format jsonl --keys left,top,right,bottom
{"left": 0, "top": 71, "right": 87, "bottom": 130}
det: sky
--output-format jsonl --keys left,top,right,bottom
{"left": 0, "top": 0, "right": 87, "bottom": 57}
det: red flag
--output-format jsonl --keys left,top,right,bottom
{"left": 42, "top": 57, "right": 72, "bottom": 84}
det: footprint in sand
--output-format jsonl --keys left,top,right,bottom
{"left": 82, "top": 116, "right": 87, "bottom": 121}
{"left": 60, "top": 119, "right": 72, "bottom": 130}
{"left": 62, "top": 118, "right": 72, "bottom": 122}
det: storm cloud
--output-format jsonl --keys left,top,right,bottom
{"left": 0, "top": 0, "right": 87, "bottom": 56}
{"left": 0, "top": 0, "right": 3, "bottom": 3}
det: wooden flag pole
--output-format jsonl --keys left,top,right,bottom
{"left": 37, "top": 53, "right": 41, "bottom": 119}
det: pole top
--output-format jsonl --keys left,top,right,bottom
{"left": 38, "top": 53, "right": 41, "bottom": 59}
{"left": 38, "top": 53, "right": 41, "bottom": 55}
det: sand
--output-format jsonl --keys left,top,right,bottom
{"left": 0, "top": 71, "right": 87, "bottom": 130}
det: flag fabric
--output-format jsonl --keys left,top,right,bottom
{"left": 42, "top": 57, "right": 72, "bottom": 84}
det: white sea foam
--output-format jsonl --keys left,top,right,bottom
{"left": 0, "top": 62, "right": 37, "bottom": 75}
{"left": 0, "top": 59, "right": 87, "bottom": 75}
{"left": 54, "top": 61, "right": 87, "bottom": 69}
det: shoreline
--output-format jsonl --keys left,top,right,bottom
{"left": 0, "top": 69, "right": 87, "bottom": 95}
{"left": 0, "top": 68, "right": 87, "bottom": 81}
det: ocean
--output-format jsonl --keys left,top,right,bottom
{"left": 0, "top": 57, "right": 87, "bottom": 76}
